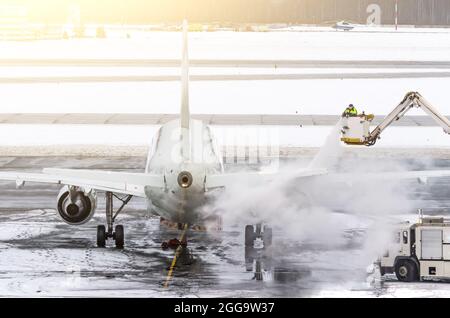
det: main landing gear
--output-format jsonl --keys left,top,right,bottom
{"left": 97, "top": 191, "right": 132, "bottom": 249}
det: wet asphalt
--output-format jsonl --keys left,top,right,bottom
{"left": 0, "top": 155, "right": 448, "bottom": 297}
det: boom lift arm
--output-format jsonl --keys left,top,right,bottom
{"left": 367, "top": 92, "right": 450, "bottom": 145}
{"left": 341, "top": 92, "right": 450, "bottom": 146}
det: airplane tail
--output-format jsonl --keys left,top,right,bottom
{"left": 180, "top": 19, "right": 190, "bottom": 130}
{"left": 180, "top": 20, "right": 191, "bottom": 161}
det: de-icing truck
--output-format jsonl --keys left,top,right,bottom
{"left": 379, "top": 216, "right": 450, "bottom": 282}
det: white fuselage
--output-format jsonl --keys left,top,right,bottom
{"left": 144, "top": 119, "right": 224, "bottom": 224}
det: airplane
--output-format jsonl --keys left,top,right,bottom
{"left": 333, "top": 21, "right": 355, "bottom": 31}
{"left": 0, "top": 21, "right": 449, "bottom": 249}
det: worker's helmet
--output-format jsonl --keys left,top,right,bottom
{"left": 349, "top": 104, "right": 354, "bottom": 107}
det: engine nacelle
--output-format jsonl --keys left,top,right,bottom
{"left": 57, "top": 186, "right": 97, "bottom": 225}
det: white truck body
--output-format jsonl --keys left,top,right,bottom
{"left": 380, "top": 217, "right": 450, "bottom": 282}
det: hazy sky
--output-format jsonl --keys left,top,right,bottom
{"left": 0, "top": 0, "right": 384, "bottom": 24}
{"left": 0, "top": 1, "right": 447, "bottom": 26}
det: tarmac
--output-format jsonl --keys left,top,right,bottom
{"left": 0, "top": 155, "right": 448, "bottom": 297}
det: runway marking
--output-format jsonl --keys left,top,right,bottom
{"left": 4, "top": 72, "right": 450, "bottom": 83}
{"left": 163, "top": 223, "right": 188, "bottom": 288}
{"left": 2, "top": 58, "right": 450, "bottom": 69}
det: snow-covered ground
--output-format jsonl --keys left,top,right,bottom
{"left": 1, "top": 28, "right": 450, "bottom": 61}
{"left": 0, "top": 28, "right": 450, "bottom": 114}
{"left": 1, "top": 78, "right": 449, "bottom": 115}
{"left": 0, "top": 29, "right": 447, "bottom": 149}
{"left": 0, "top": 30, "right": 449, "bottom": 115}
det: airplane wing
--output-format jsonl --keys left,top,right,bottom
{"left": 205, "top": 168, "right": 328, "bottom": 189}
{"left": 1, "top": 166, "right": 447, "bottom": 196}
{"left": 0, "top": 168, "right": 165, "bottom": 197}
{"left": 326, "top": 170, "right": 450, "bottom": 184}
{"left": 205, "top": 168, "right": 450, "bottom": 189}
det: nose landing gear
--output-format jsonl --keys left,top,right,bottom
{"left": 245, "top": 223, "right": 273, "bottom": 277}
{"left": 96, "top": 192, "right": 132, "bottom": 248}
{"left": 245, "top": 223, "right": 272, "bottom": 248}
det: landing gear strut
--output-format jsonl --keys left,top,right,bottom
{"left": 97, "top": 191, "right": 132, "bottom": 248}
{"left": 245, "top": 223, "right": 272, "bottom": 248}
{"left": 245, "top": 223, "right": 273, "bottom": 274}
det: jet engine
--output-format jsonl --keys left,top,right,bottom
{"left": 56, "top": 186, "right": 97, "bottom": 225}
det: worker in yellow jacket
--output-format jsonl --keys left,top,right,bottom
{"left": 343, "top": 104, "right": 358, "bottom": 117}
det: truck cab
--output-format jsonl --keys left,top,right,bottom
{"left": 380, "top": 217, "right": 450, "bottom": 282}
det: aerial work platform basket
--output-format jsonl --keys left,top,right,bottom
{"left": 340, "top": 114, "right": 374, "bottom": 145}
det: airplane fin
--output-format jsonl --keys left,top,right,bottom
{"left": 180, "top": 19, "right": 190, "bottom": 130}
{"left": 180, "top": 20, "right": 191, "bottom": 161}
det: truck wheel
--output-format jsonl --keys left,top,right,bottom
{"left": 395, "top": 260, "right": 418, "bottom": 282}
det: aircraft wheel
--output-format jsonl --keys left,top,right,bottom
{"left": 263, "top": 226, "right": 272, "bottom": 248}
{"left": 114, "top": 225, "right": 124, "bottom": 249}
{"left": 245, "top": 246, "right": 254, "bottom": 272}
{"left": 245, "top": 225, "right": 255, "bottom": 247}
{"left": 97, "top": 225, "right": 106, "bottom": 248}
